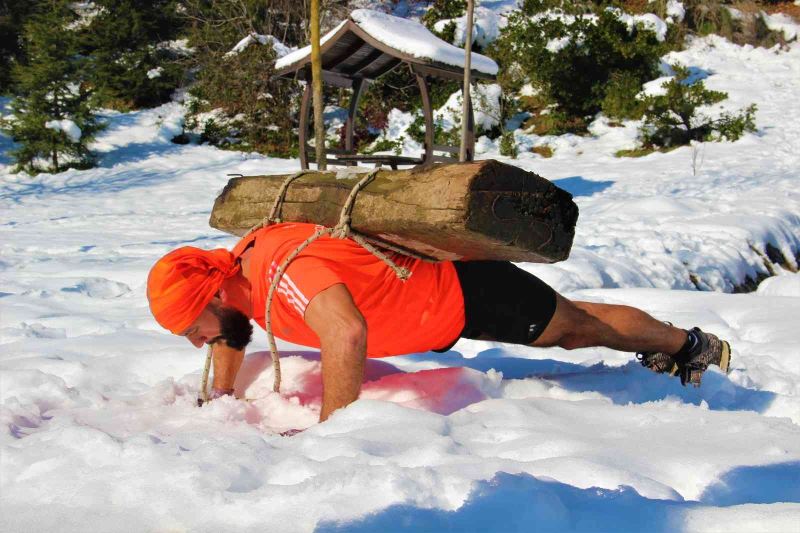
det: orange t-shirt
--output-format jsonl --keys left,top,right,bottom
{"left": 233, "top": 223, "right": 465, "bottom": 357}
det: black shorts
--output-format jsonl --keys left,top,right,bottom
{"left": 435, "top": 261, "right": 558, "bottom": 352}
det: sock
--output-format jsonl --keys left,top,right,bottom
{"left": 677, "top": 328, "right": 700, "bottom": 357}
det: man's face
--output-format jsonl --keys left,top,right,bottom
{"left": 180, "top": 300, "right": 252, "bottom": 351}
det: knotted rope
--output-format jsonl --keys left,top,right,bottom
{"left": 264, "top": 168, "right": 415, "bottom": 392}
{"left": 200, "top": 167, "right": 424, "bottom": 401}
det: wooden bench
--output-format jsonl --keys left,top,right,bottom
{"left": 333, "top": 154, "right": 424, "bottom": 169}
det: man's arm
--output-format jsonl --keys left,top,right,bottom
{"left": 303, "top": 283, "right": 367, "bottom": 422}
{"left": 211, "top": 342, "right": 245, "bottom": 394}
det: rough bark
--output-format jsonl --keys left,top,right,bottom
{"left": 209, "top": 160, "right": 579, "bottom": 263}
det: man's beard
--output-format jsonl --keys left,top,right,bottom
{"left": 211, "top": 305, "right": 253, "bottom": 351}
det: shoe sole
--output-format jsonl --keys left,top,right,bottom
{"left": 667, "top": 341, "right": 732, "bottom": 377}
{"left": 720, "top": 341, "right": 731, "bottom": 373}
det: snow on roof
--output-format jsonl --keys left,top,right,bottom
{"left": 275, "top": 9, "right": 499, "bottom": 76}
{"left": 226, "top": 33, "right": 295, "bottom": 58}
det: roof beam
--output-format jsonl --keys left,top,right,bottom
{"left": 341, "top": 47, "right": 385, "bottom": 77}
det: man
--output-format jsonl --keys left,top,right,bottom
{"left": 147, "top": 222, "right": 731, "bottom": 422}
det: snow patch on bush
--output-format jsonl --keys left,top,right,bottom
{"left": 44, "top": 119, "right": 82, "bottom": 142}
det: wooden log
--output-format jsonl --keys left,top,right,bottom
{"left": 209, "top": 159, "right": 579, "bottom": 263}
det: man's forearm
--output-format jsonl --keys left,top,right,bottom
{"left": 211, "top": 342, "right": 245, "bottom": 392}
{"left": 319, "top": 334, "right": 366, "bottom": 422}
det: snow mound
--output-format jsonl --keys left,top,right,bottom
{"left": 61, "top": 278, "right": 131, "bottom": 299}
{"left": 757, "top": 272, "right": 800, "bottom": 297}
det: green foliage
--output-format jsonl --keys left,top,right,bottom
{"left": 195, "top": 117, "right": 231, "bottom": 146}
{"left": 615, "top": 145, "right": 677, "bottom": 157}
{"left": 0, "top": 1, "right": 41, "bottom": 94}
{"left": 364, "top": 136, "right": 404, "bottom": 155}
{"left": 489, "top": 2, "right": 665, "bottom": 127}
{"left": 639, "top": 64, "right": 757, "bottom": 148}
{"left": 181, "top": 0, "right": 306, "bottom": 157}
{"left": 422, "top": 0, "right": 467, "bottom": 30}
{"left": 82, "top": 0, "right": 186, "bottom": 110}
{"left": 1, "top": 1, "right": 103, "bottom": 174}
{"left": 713, "top": 104, "right": 758, "bottom": 141}
{"left": 499, "top": 131, "right": 517, "bottom": 158}
{"left": 422, "top": 0, "right": 467, "bottom": 44}
{"left": 680, "top": 0, "right": 787, "bottom": 47}
{"left": 406, "top": 114, "right": 460, "bottom": 147}
{"left": 601, "top": 70, "right": 647, "bottom": 120}
{"left": 188, "top": 44, "right": 298, "bottom": 156}
{"left": 352, "top": 64, "right": 460, "bottom": 152}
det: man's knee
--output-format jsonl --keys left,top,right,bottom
{"left": 556, "top": 313, "right": 599, "bottom": 350}
{"left": 535, "top": 296, "right": 601, "bottom": 349}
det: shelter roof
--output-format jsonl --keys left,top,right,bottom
{"left": 274, "top": 9, "right": 498, "bottom": 87}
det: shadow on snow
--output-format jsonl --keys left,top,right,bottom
{"left": 319, "top": 461, "right": 799, "bottom": 533}
{"left": 700, "top": 461, "right": 800, "bottom": 506}
{"left": 400, "top": 347, "right": 776, "bottom": 416}
{"left": 552, "top": 176, "right": 614, "bottom": 197}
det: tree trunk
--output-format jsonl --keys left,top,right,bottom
{"left": 209, "top": 160, "right": 578, "bottom": 263}
{"left": 310, "top": 0, "right": 326, "bottom": 170}
{"left": 459, "top": 0, "right": 474, "bottom": 162}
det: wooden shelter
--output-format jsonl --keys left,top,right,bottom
{"left": 274, "top": 9, "right": 498, "bottom": 170}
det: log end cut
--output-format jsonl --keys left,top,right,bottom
{"left": 465, "top": 160, "right": 579, "bottom": 262}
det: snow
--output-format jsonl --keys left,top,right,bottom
{"left": 276, "top": 9, "right": 499, "bottom": 76}
{"left": 2, "top": 7, "right": 800, "bottom": 533}
{"left": 612, "top": 9, "right": 669, "bottom": 42}
{"left": 433, "top": 6, "right": 503, "bottom": 48}
{"left": 761, "top": 11, "right": 799, "bottom": 41}
{"left": 434, "top": 83, "right": 503, "bottom": 132}
{"left": 666, "top": 1, "right": 686, "bottom": 23}
{"left": 146, "top": 66, "right": 163, "bottom": 79}
{"left": 226, "top": 33, "right": 294, "bottom": 58}
{"left": 44, "top": 119, "right": 82, "bottom": 142}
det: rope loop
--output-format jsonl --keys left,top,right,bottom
{"left": 226, "top": 167, "right": 425, "bottom": 396}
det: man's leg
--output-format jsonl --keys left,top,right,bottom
{"left": 450, "top": 261, "right": 730, "bottom": 385}
{"left": 532, "top": 294, "right": 687, "bottom": 354}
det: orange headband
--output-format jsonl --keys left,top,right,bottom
{"left": 146, "top": 246, "right": 240, "bottom": 334}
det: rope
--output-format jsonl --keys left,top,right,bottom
{"left": 199, "top": 167, "right": 427, "bottom": 403}
{"left": 262, "top": 168, "right": 416, "bottom": 392}
{"left": 198, "top": 344, "right": 213, "bottom": 406}
{"left": 242, "top": 170, "right": 311, "bottom": 238}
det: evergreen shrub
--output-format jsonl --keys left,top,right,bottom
{"left": 499, "top": 131, "right": 517, "bottom": 158}
{"left": 422, "top": 0, "right": 467, "bottom": 40}
{"left": 82, "top": 0, "right": 186, "bottom": 110}
{"left": 637, "top": 64, "right": 757, "bottom": 148}
{"left": 2, "top": 1, "right": 103, "bottom": 174}
{"left": 181, "top": 0, "right": 306, "bottom": 156}
{"left": 489, "top": 1, "right": 665, "bottom": 131}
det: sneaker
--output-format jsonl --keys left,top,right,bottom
{"left": 673, "top": 327, "right": 732, "bottom": 387}
{"left": 636, "top": 351, "right": 678, "bottom": 374}
{"left": 636, "top": 321, "right": 679, "bottom": 375}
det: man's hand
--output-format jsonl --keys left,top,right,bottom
{"left": 304, "top": 283, "right": 367, "bottom": 422}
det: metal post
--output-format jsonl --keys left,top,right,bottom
{"left": 459, "top": 0, "right": 475, "bottom": 162}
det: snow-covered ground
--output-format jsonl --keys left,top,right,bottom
{"left": 2, "top": 19, "right": 800, "bottom": 533}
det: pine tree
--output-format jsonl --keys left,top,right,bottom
{"left": 83, "top": 0, "right": 186, "bottom": 110}
{"left": 0, "top": 0, "right": 41, "bottom": 94}
{"left": 1, "top": 1, "right": 102, "bottom": 174}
